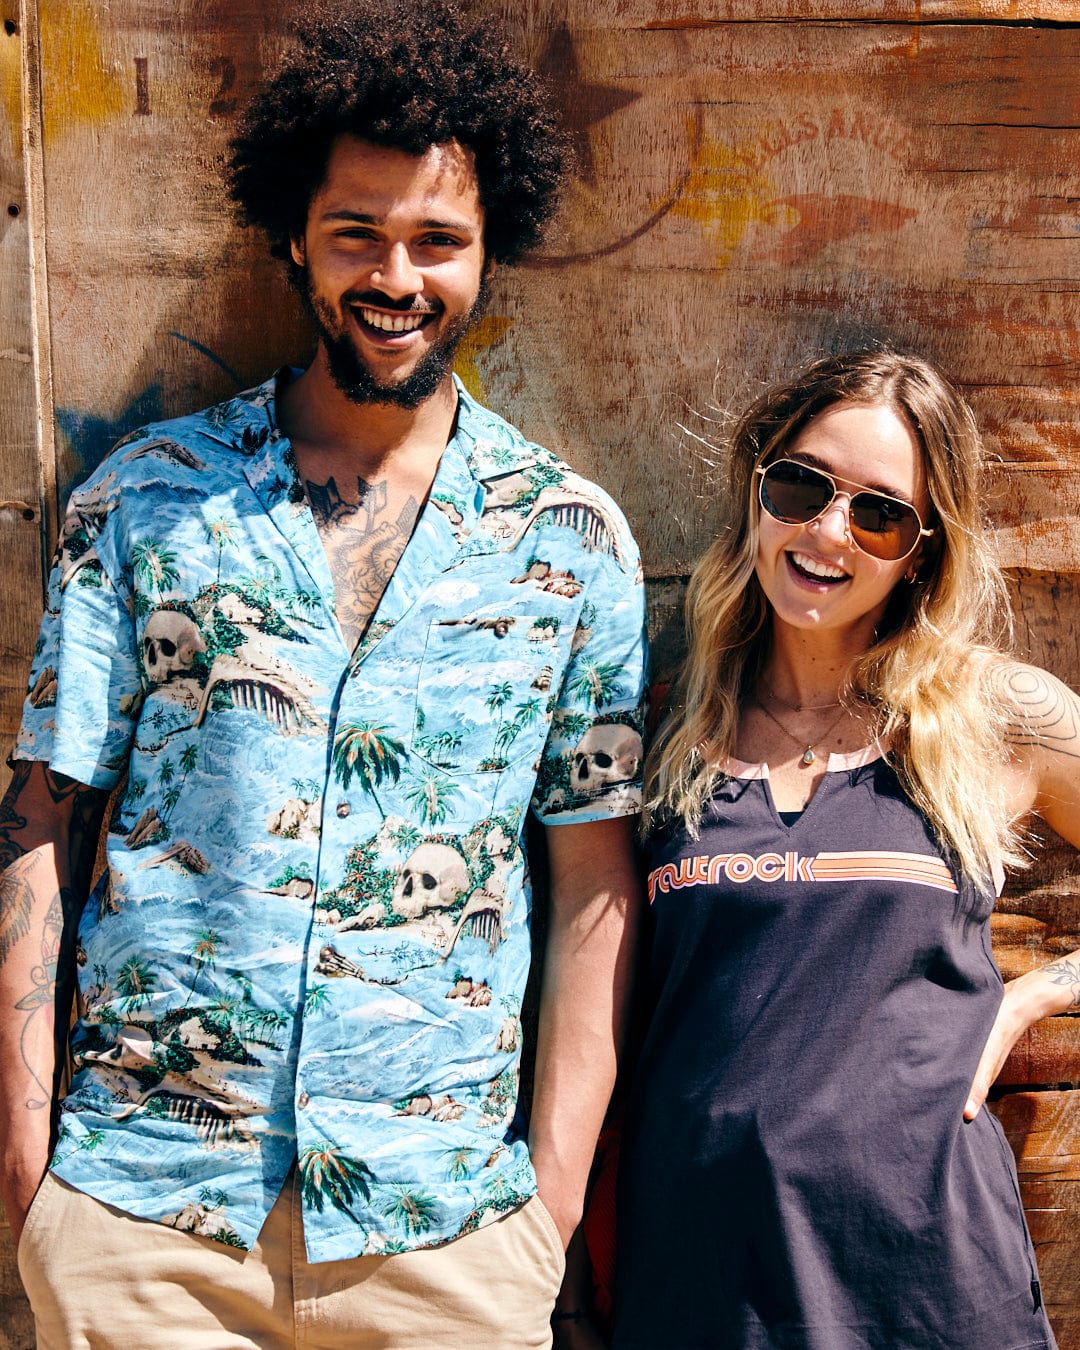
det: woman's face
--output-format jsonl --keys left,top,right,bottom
{"left": 753, "top": 400, "right": 931, "bottom": 651}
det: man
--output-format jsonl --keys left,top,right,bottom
{"left": 0, "top": 3, "right": 647, "bottom": 1344}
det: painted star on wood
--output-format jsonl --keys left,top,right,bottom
{"left": 537, "top": 23, "right": 640, "bottom": 188}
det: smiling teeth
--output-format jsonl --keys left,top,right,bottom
{"left": 792, "top": 552, "right": 847, "bottom": 580}
{"left": 360, "top": 308, "right": 427, "bottom": 333}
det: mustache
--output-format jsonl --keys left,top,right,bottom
{"left": 344, "top": 290, "right": 441, "bottom": 315}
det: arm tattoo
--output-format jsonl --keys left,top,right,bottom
{"left": 1, "top": 766, "right": 106, "bottom": 1110}
{"left": 0, "top": 869, "right": 33, "bottom": 965}
{"left": 0, "top": 761, "right": 32, "bottom": 870}
{"left": 13, "top": 886, "right": 76, "bottom": 1110}
{"left": 1045, "top": 957, "right": 1080, "bottom": 1008}
{"left": 994, "top": 662, "right": 1080, "bottom": 761}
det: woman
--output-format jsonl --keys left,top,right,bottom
{"left": 612, "top": 350, "right": 1080, "bottom": 1349}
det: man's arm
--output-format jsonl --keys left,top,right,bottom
{"left": 529, "top": 815, "right": 643, "bottom": 1249}
{"left": 0, "top": 762, "right": 107, "bottom": 1244}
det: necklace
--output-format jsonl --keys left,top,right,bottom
{"left": 759, "top": 675, "right": 842, "bottom": 713}
{"left": 754, "top": 698, "right": 851, "bottom": 766}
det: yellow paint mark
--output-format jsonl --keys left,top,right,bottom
{"left": 40, "top": 0, "right": 125, "bottom": 144}
{"left": 455, "top": 315, "right": 513, "bottom": 401}
{"left": 1, "top": 23, "right": 22, "bottom": 160}
{"left": 670, "top": 122, "right": 782, "bottom": 270}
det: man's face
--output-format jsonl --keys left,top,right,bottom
{"left": 291, "top": 135, "right": 490, "bottom": 409}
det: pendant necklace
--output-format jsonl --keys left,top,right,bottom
{"left": 754, "top": 698, "right": 851, "bottom": 766}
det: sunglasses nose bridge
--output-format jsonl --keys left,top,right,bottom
{"left": 809, "top": 488, "right": 855, "bottom": 545}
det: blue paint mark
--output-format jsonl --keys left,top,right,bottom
{"left": 55, "top": 384, "right": 163, "bottom": 480}
{"left": 55, "top": 334, "right": 243, "bottom": 488}
{"left": 167, "top": 332, "right": 243, "bottom": 388}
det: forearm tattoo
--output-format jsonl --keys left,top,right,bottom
{"left": 14, "top": 886, "right": 79, "bottom": 1110}
{"left": 0, "top": 766, "right": 107, "bottom": 1110}
{"left": 1045, "top": 957, "right": 1080, "bottom": 1008}
{"left": 994, "top": 662, "right": 1080, "bottom": 761}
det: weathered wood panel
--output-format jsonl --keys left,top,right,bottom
{"left": 993, "top": 1090, "right": 1080, "bottom": 1334}
{"left": 3, "top": 0, "right": 1080, "bottom": 1340}
{"left": 497, "top": 14, "right": 1080, "bottom": 575}
{"left": 1, "top": 0, "right": 47, "bottom": 1339}
{"left": 0, "top": 0, "right": 47, "bottom": 800}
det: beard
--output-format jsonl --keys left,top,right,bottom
{"left": 301, "top": 271, "right": 490, "bottom": 410}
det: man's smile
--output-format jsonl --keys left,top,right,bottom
{"left": 355, "top": 305, "right": 437, "bottom": 334}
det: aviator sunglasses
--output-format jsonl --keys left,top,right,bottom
{"left": 756, "top": 458, "right": 934, "bottom": 562}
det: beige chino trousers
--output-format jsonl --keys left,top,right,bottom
{"left": 18, "top": 1170, "right": 565, "bottom": 1349}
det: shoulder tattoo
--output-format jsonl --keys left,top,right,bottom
{"left": 994, "top": 662, "right": 1080, "bottom": 761}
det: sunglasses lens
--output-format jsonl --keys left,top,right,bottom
{"left": 759, "top": 461, "right": 922, "bottom": 561}
{"left": 849, "top": 494, "right": 920, "bottom": 560}
{"left": 759, "top": 461, "right": 832, "bottom": 523}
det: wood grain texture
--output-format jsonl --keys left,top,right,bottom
{"left": 4, "top": 0, "right": 1080, "bottom": 1336}
{"left": 0, "top": 0, "right": 46, "bottom": 795}
{"left": 991, "top": 1089, "right": 1080, "bottom": 1338}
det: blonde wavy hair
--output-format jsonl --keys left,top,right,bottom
{"left": 644, "top": 350, "right": 1024, "bottom": 884}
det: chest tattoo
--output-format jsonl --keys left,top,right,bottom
{"left": 306, "top": 473, "right": 421, "bottom": 649}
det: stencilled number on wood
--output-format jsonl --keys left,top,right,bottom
{"left": 132, "top": 56, "right": 242, "bottom": 118}
{"left": 134, "top": 56, "right": 150, "bottom": 116}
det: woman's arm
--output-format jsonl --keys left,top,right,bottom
{"left": 965, "top": 661, "right": 1080, "bottom": 1120}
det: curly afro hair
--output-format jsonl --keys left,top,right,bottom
{"left": 228, "top": 0, "right": 567, "bottom": 274}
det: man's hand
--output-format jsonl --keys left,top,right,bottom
{"left": 2, "top": 1131, "right": 50, "bottom": 1247}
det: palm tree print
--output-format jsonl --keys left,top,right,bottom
{"left": 484, "top": 681, "right": 514, "bottom": 750}
{"left": 413, "top": 727, "right": 464, "bottom": 768}
{"left": 495, "top": 696, "right": 544, "bottom": 754}
{"left": 185, "top": 927, "right": 220, "bottom": 1006}
{"left": 298, "top": 1143, "right": 374, "bottom": 1221}
{"left": 553, "top": 710, "right": 592, "bottom": 740}
{"left": 205, "top": 515, "right": 238, "bottom": 585}
{"left": 304, "top": 982, "right": 330, "bottom": 1014}
{"left": 239, "top": 1006, "right": 290, "bottom": 1049}
{"left": 567, "top": 658, "right": 624, "bottom": 709}
{"left": 332, "top": 721, "right": 405, "bottom": 818}
{"left": 131, "top": 540, "right": 181, "bottom": 595}
{"left": 390, "top": 821, "right": 423, "bottom": 854}
{"left": 442, "top": 1146, "right": 479, "bottom": 1182}
{"left": 404, "top": 770, "right": 462, "bottom": 828}
{"left": 116, "top": 956, "right": 157, "bottom": 1013}
{"left": 382, "top": 1184, "right": 438, "bottom": 1237}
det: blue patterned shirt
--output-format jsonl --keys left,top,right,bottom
{"left": 15, "top": 371, "right": 647, "bottom": 1261}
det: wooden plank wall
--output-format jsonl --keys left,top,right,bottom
{"left": 2, "top": 1, "right": 1080, "bottom": 1343}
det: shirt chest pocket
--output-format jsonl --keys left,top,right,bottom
{"left": 412, "top": 614, "right": 561, "bottom": 776}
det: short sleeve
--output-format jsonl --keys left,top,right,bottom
{"left": 532, "top": 540, "right": 648, "bottom": 825}
{"left": 12, "top": 496, "right": 142, "bottom": 790}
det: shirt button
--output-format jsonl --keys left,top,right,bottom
{"left": 297, "top": 1091, "right": 310, "bottom": 1109}
{"left": 336, "top": 802, "right": 350, "bottom": 818}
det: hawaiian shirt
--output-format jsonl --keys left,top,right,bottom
{"left": 14, "top": 371, "right": 647, "bottom": 1262}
